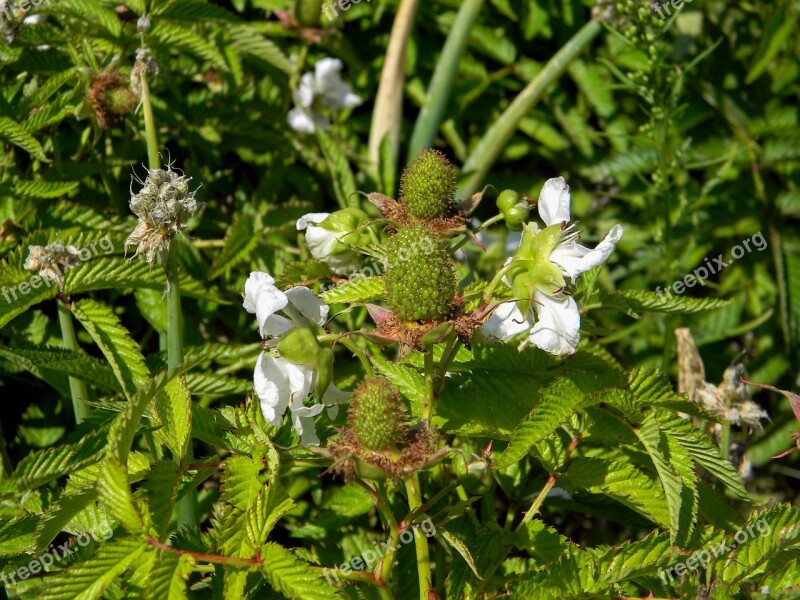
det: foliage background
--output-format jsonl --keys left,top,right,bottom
{"left": 1, "top": 0, "right": 800, "bottom": 598}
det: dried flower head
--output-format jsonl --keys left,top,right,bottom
{"left": 126, "top": 163, "right": 198, "bottom": 265}
{"left": 131, "top": 47, "right": 159, "bottom": 96}
{"left": 87, "top": 72, "right": 137, "bottom": 129}
{"left": 23, "top": 241, "right": 81, "bottom": 290}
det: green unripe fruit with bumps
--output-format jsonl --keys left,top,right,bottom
{"left": 384, "top": 225, "right": 458, "bottom": 321}
{"left": 349, "top": 378, "right": 406, "bottom": 451}
{"left": 400, "top": 149, "right": 457, "bottom": 220}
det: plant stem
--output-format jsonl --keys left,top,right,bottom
{"left": 422, "top": 347, "right": 435, "bottom": 421}
{"left": 167, "top": 248, "right": 198, "bottom": 528}
{"left": 368, "top": 0, "right": 421, "bottom": 175}
{"left": 407, "top": 0, "right": 485, "bottom": 160}
{"left": 140, "top": 72, "right": 159, "bottom": 170}
{"left": 449, "top": 214, "right": 505, "bottom": 253}
{"left": 375, "top": 485, "right": 400, "bottom": 590}
{"left": 0, "top": 422, "right": 12, "bottom": 478}
{"left": 516, "top": 473, "right": 556, "bottom": 532}
{"left": 338, "top": 337, "right": 374, "bottom": 377}
{"left": 57, "top": 300, "right": 90, "bottom": 424}
{"left": 404, "top": 473, "right": 432, "bottom": 600}
{"left": 457, "top": 20, "right": 601, "bottom": 198}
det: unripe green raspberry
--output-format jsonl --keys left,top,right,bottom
{"left": 384, "top": 225, "right": 458, "bottom": 321}
{"left": 400, "top": 149, "right": 457, "bottom": 220}
{"left": 349, "top": 378, "right": 406, "bottom": 451}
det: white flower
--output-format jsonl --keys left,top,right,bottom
{"left": 538, "top": 177, "right": 624, "bottom": 285}
{"left": 244, "top": 272, "right": 349, "bottom": 445}
{"left": 480, "top": 177, "right": 623, "bottom": 356}
{"left": 287, "top": 58, "right": 362, "bottom": 134}
{"left": 296, "top": 212, "right": 361, "bottom": 274}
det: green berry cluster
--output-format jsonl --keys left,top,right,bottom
{"left": 384, "top": 225, "right": 457, "bottom": 321}
{"left": 400, "top": 149, "right": 457, "bottom": 220}
{"left": 349, "top": 378, "right": 407, "bottom": 451}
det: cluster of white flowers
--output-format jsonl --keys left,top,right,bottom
{"left": 480, "top": 177, "right": 623, "bottom": 355}
{"left": 244, "top": 272, "right": 349, "bottom": 446}
{"left": 287, "top": 58, "right": 362, "bottom": 134}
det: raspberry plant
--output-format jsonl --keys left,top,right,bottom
{"left": 1, "top": 1, "right": 800, "bottom": 599}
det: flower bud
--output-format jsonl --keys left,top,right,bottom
{"left": 496, "top": 190, "right": 530, "bottom": 231}
{"left": 297, "top": 208, "right": 372, "bottom": 274}
{"left": 294, "top": 0, "right": 324, "bottom": 27}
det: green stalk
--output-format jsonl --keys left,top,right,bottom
{"left": 0, "top": 422, "right": 12, "bottom": 478}
{"left": 421, "top": 347, "right": 435, "bottom": 421}
{"left": 140, "top": 72, "right": 159, "bottom": 170}
{"left": 407, "top": 0, "right": 485, "bottom": 160}
{"left": 140, "top": 56, "right": 198, "bottom": 527}
{"left": 168, "top": 247, "right": 198, "bottom": 528}
{"left": 368, "top": 0, "right": 421, "bottom": 177}
{"left": 404, "top": 473, "right": 432, "bottom": 600}
{"left": 57, "top": 300, "right": 90, "bottom": 424}
{"left": 457, "top": 20, "right": 602, "bottom": 198}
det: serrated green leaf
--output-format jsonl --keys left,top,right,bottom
{"left": 494, "top": 379, "right": 595, "bottom": 470}
{"left": 97, "top": 459, "right": 146, "bottom": 534}
{"left": 34, "top": 537, "right": 147, "bottom": 600}
{"left": 71, "top": 299, "right": 149, "bottom": 399}
{"left": 320, "top": 276, "right": 384, "bottom": 304}
{"left": 150, "top": 551, "right": 195, "bottom": 600}
{"left": 565, "top": 456, "right": 671, "bottom": 527}
{"left": 635, "top": 414, "right": 697, "bottom": 547}
{"left": 316, "top": 128, "right": 357, "bottom": 210}
{"left": 208, "top": 212, "right": 258, "bottom": 280}
{"left": 153, "top": 376, "right": 192, "bottom": 458}
{"left": 0, "top": 116, "right": 48, "bottom": 161}
{"left": 618, "top": 290, "right": 730, "bottom": 314}
{"left": 260, "top": 543, "right": 341, "bottom": 600}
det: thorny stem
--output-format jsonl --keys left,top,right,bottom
{"left": 57, "top": 299, "right": 90, "bottom": 424}
{"left": 146, "top": 536, "right": 261, "bottom": 566}
{"left": 338, "top": 336, "right": 374, "bottom": 377}
{"left": 450, "top": 213, "right": 505, "bottom": 253}
{"left": 516, "top": 436, "right": 580, "bottom": 532}
{"left": 375, "top": 485, "right": 400, "bottom": 592}
{"left": 422, "top": 347, "right": 435, "bottom": 421}
{"left": 404, "top": 473, "right": 432, "bottom": 600}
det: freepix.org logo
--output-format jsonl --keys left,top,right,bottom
{"left": 1, "top": 0, "right": 51, "bottom": 22}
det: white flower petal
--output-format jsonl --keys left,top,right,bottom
{"left": 243, "top": 271, "right": 276, "bottom": 314}
{"left": 294, "top": 72, "right": 316, "bottom": 108}
{"left": 254, "top": 353, "right": 291, "bottom": 427}
{"left": 244, "top": 272, "right": 291, "bottom": 337}
{"left": 550, "top": 224, "right": 623, "bottom": 282}
{"left": 528, "top": 292, "right": 581, "bottom": 356}
{"left": 263, "top": 313, "right": 294, "bottom": 338}
{"left": 314, "top": 58, "right": 344, "bottom": 90}
{"left": 292, "top": 406, "right": 325, "bottom": 446}
{"left": 288, "top": 107, "right": 317, "bottom": 134}
{"left": 304, "top": 224, "right": 340, "bottom": 261}
{"left": 285, "top": 286, "right": 329, "bottom": 326}
{"left": 538, "top": 177, "right": 571, "bottom": 227}
{"left": 479, "top": 301, "right": 532, "bottom": 343}
{"left": 296, "top": 212, "right": 331, "bottom": 231}
{"left": 322, "top": 384, "right": 352, "bottom": 421}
